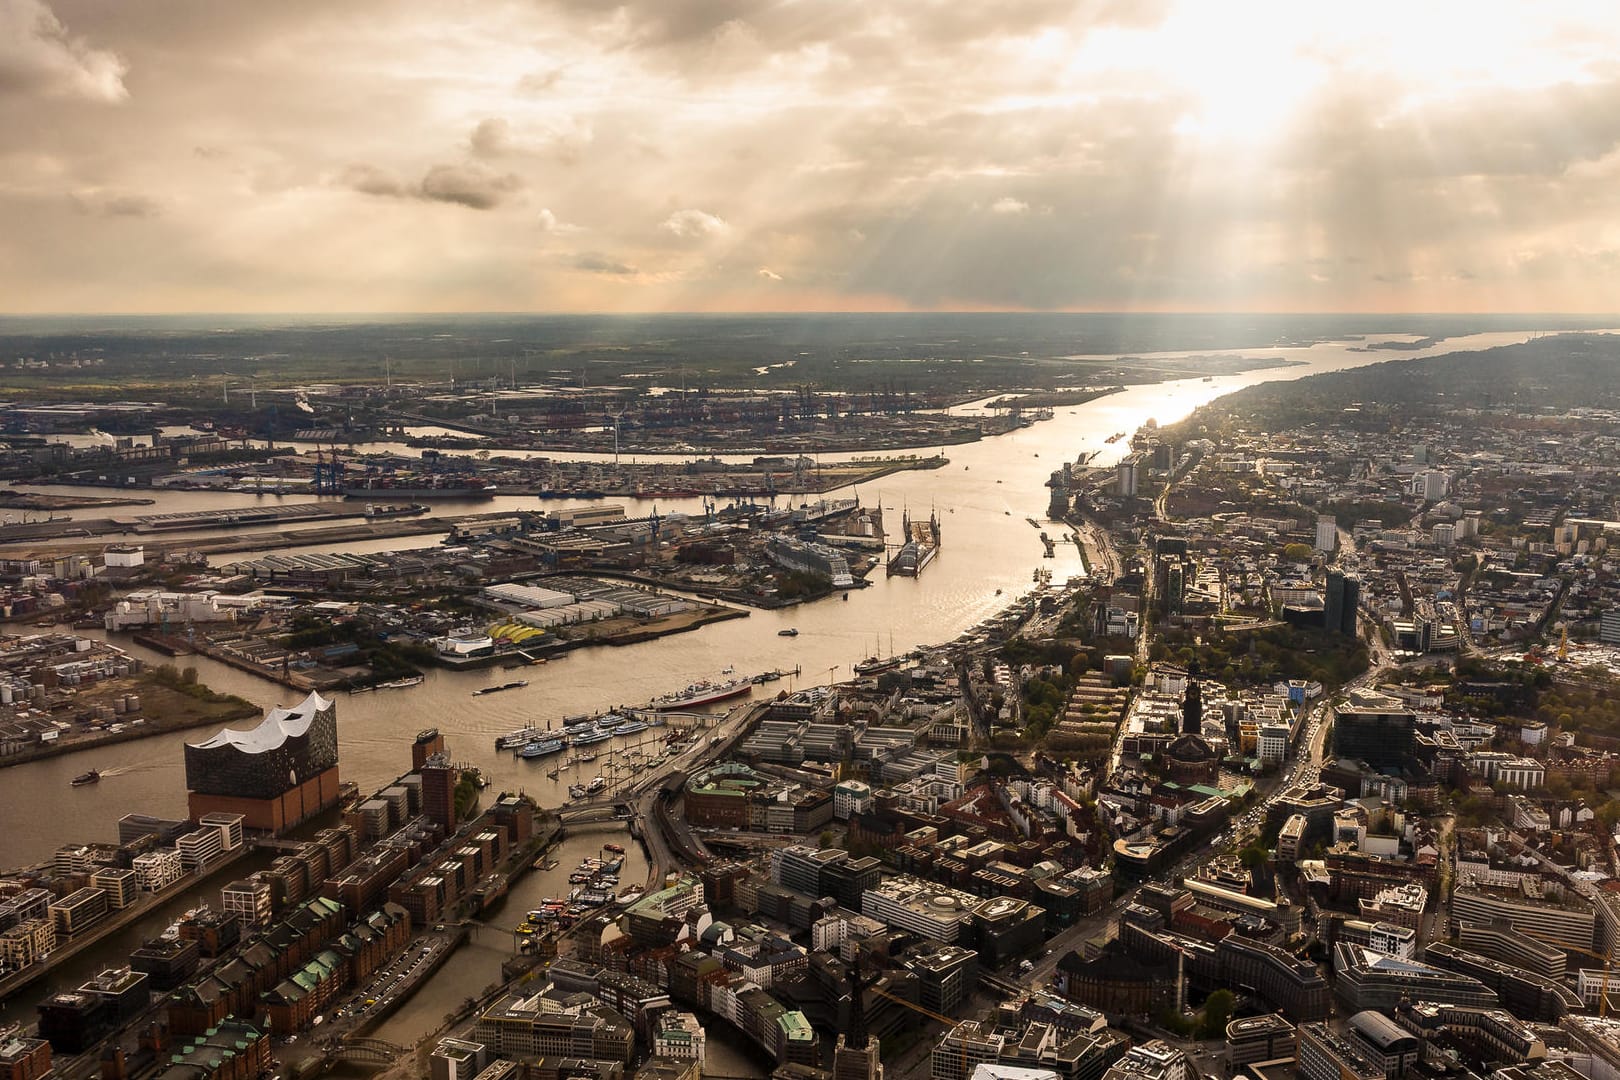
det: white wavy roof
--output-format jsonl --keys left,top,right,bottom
{"left": 189, "top": 692, "right": 332, "bottom": 755}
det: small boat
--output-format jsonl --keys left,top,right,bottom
{"left": 778, "top": 628, "right": 799, "bottom": 637}
{"left": 473, "top": 680, "right": 528, "bottom": 697}
{"left": 603, "top": 843, "right": 625, "bottom": 854}
{"left": 71, "top": 769, "right": 101, "bottom": 787}
{"left": 587, "top": 776, "right": 607, "bottom": 795}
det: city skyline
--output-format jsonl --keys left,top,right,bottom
{"left": 4, "top": 1, "right": 1620, "bottom": 313}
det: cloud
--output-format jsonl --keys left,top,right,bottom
{"left": 468, "top": 118, "right": 511, "bottom": 159}
{"left": 660, "top": 208, "right": 728, "bottom": 240}
{"left": 0, "top": 0, "right": 127, "bottom": 102}
{"left": 343, "top": 162, "right": 523, "bottom": 210}
{"left": 342, "top": 163, "right": 407, "bottom": 198}
{"left": 70, "top": 190, "right": 160, "bottom": 217}
{"left": 536, "top": 208, "right": 582, "bottom": 234}
{"left": 990, "top": 197, "right": 1029, "bottom": 215}
{"left": 573, "top": 252, "right": 638, "bottom": 275}
{"left": 757, "top": 267, "right": 782, "bottom": 281}
{"left": 419, "top": 163, "right": 522, "bottom": 209}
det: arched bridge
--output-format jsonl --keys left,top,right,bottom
{"left": 332, "top": 1038, "right": 407, "bottom": 1065}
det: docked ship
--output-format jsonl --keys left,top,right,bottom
{"left": 854, "top": 655, "right": 902, "bottom": 677}
{"left": 886, "top": 508, "right": 941, "bottom": 577}
{"left": 343, "top": 475, "right": 497, "bottom": 499}
{"left": 71, "top": 768, "right": 101, "bottom": 787}
{"left": 611, "top": 719, "right": 650, "bottom": 737}
{"left": 517, "top": 737, "right": 567, "bottom": 760}
{"left": 586, "top": 776, "right": 608, "bottom": 795}
{"left": 496, "top": 726, "right": 539, "bottom": 750}
{"left": 572, "top": 728, "right": 612, "bottom": 746}
{"left": 648, "top": 678, "right": 752, "bottom": 711}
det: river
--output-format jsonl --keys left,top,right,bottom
{"left": 0, "top": 328, "right": 1558, "bottom": 1061}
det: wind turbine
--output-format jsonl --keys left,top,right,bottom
{"left": 605, "top": 407, "right": 625, "bottom": 466}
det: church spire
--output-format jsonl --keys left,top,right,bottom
{"left": 1182, "top": 661, "right": 1202, "bottom": 736}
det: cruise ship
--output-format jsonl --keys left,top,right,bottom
{"left": 649, "top": 678, "right": 752, "bottom": 710}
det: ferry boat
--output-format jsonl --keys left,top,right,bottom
{"left": 611, "top": 719, "right": 649, "bottom": 737}
{"left": 71, "top": 768, "right": 101, "bottom": 787}
{"left": 517, "top": 737, "right": 566, "bottom": 759}
{"left": 376, "top": 675, "right": 424, "bottom": 690}
{"left": 473, "top": 680, "right": 528, "bottom": 697}
{"left": 496, "top": 726, "right": 539, "bottom": 750}
{"left": 596, "top": 713, "right": 626, "bottom": 730}
{"left": 572, "top": 728, "right": 612, "bottom": 746}
{"left": 648, "top": 678, "right": 752, "bottom": 711}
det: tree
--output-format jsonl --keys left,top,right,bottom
{"left": 1283, "top": 543, "right": 1313, "bottom": 562}
{"left": 1200, "top": 990, "right": 1234, "bottom": 1038}
{"left": 1239, "top": 844, "right": 1270, "bottom": 869}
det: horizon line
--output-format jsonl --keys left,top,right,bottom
{"left": 2, "top": 310, "right": 1619, "bottom": 320}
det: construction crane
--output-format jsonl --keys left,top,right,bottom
{"left": 1518, "top": 926, "right": 1614, "bottom": 1017}
{"left": 870, "top": 985, "right": 958, "bottom": 1026}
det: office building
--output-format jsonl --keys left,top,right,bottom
{"left": 1117, "top": 458, "right": 1140, "bottom": 498}
{"left": 1297, "top": 1023, "right": 1382, "bottom": 1080}
{"left": 0, "top": 1030, "right": 51, "bottom": 1080}
{"left": 1344, "top": 1011, "right": 1420, "bottom": 1079}
{"left": 49, "top": 888, "right": 108, "bottom": 938}
{"left": 1450, "top": 884, "right": 1595, "bottom": 954}
{"left": 1331, "top": 944, "right": 1496, "bottom": 1013}
{"left": 421, "top": 752, "right": 458, "bottom": 833}
{"left": 1315, "top": 516, "right": 1337, "bottom": 553}
{"left": 1323, "top": 572, "right": 1359, "bottom": 637}
{"left": 1331, "top": 707, "right": 1413, "bottom": 768}
{"left": 1457, "top": 919, "right": 1566, "bottom": 980}
{"left": 1226, "top": 1015, "right": 1295, "bottom": 1069}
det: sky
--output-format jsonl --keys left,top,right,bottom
{"left": 3, "top": 1, "right": 1620, "bottom": 314}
